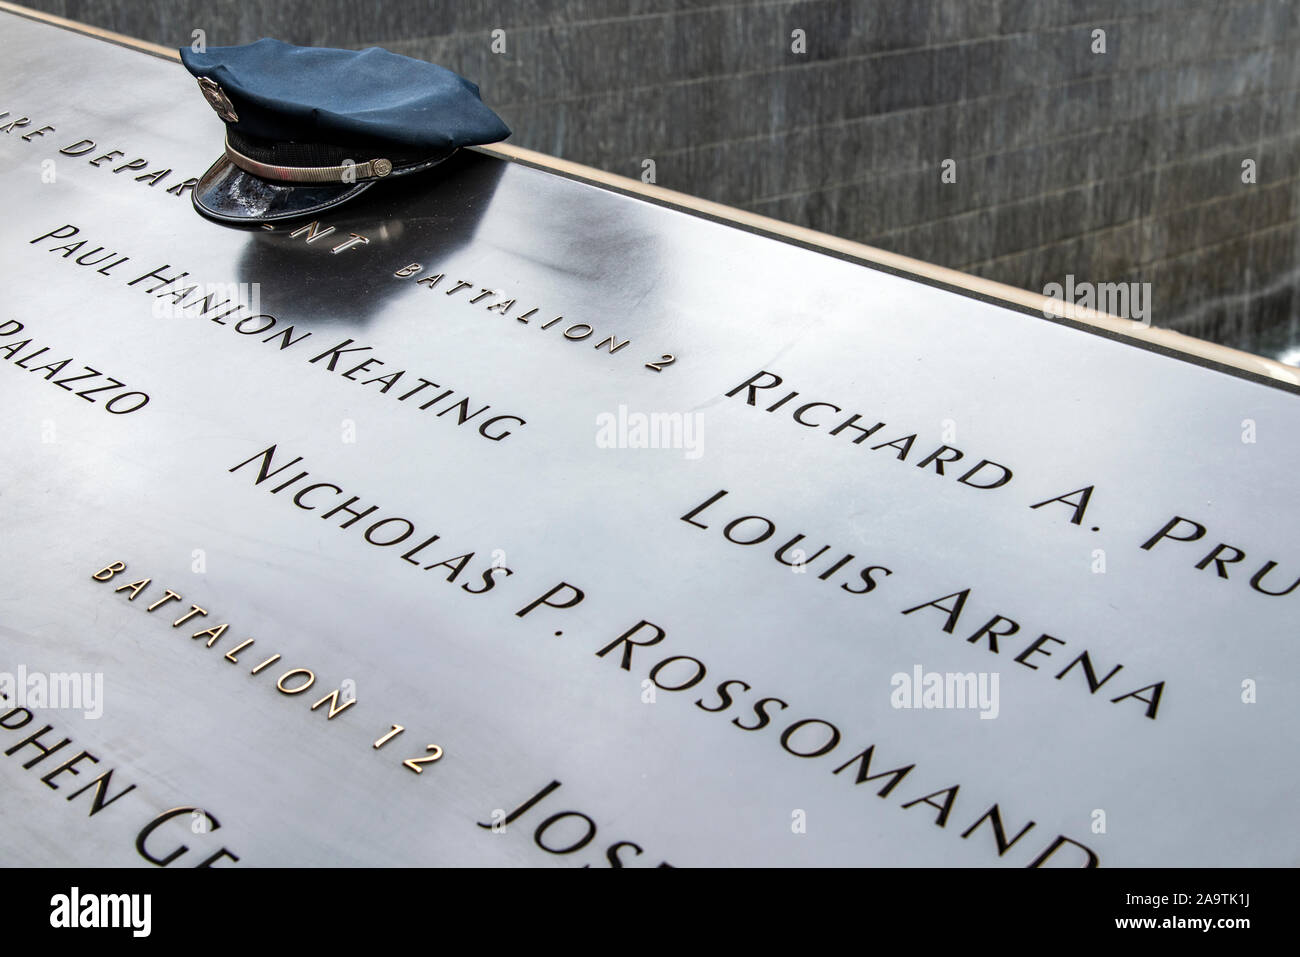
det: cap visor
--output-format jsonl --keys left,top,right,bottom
{"left": 192, "top": 155, "right": 374, "bottom": 224}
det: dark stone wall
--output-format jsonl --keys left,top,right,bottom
{"left": 23, "top": 0, "right": 1300, "bottom": 362}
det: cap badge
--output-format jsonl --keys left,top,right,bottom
{"left": 197, "top": 77, "right": 239, "bottom": 122}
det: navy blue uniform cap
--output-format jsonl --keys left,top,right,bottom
{"left": 180, "top": 38, "right": 511, "bottom": 223}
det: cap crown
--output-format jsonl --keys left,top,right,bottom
{"left": 180, "top": 38, "right": 511, "bottom": 152}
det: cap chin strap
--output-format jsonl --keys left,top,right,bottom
{"left": 224, "top": 134, "right": 393, "bottom": 183}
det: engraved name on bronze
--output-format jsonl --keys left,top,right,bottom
{"left": 0, "top": 696, "right": 240, "bottom": 866}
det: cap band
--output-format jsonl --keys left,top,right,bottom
{"left": 224, "top": 134, "right": 393, "bottom": 183}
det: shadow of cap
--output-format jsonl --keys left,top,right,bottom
{"left": 231, "top": 149, "right": 507, "bottom": 328}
